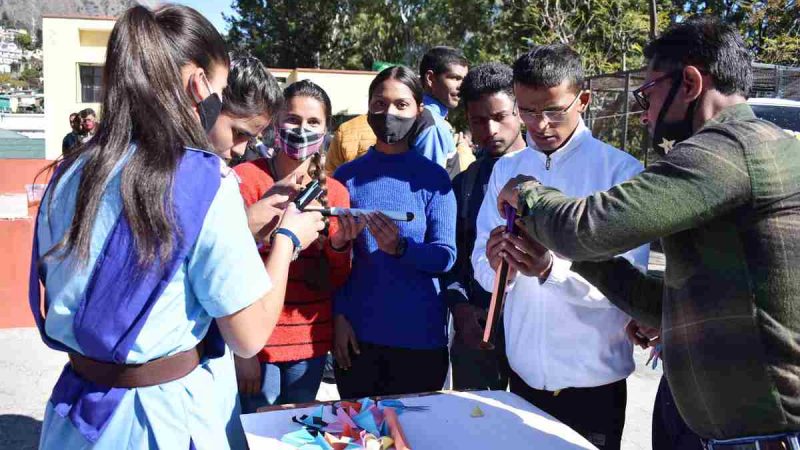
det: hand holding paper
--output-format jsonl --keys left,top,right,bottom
{"left": 365, "top": 212, "right": 401, "bottom": 256}
{"left": 330, "top": 211, "right": 366, "bottom": 250}
{"left": 481, "top": 203, "right": 517, "bottom": 349}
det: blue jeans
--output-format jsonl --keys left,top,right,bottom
{"left": 239, "top": 356, "right": 326, "bottom": 413}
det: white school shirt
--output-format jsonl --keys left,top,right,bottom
{"left": 472, "top": 119, "right": 649, "bottom": 391}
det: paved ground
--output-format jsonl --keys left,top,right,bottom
{"left": 0, "top": 252, "right": 666, "bottom": 450}
{"left": 0, "top": 329, "right": 662, "bottom": 450}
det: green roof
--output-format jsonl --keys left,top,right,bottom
{"left": 0, "top": 129, "right": 45, "bottom": 159}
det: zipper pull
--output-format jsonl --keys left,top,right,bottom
{"left": 545, "top": 155, "right": 552, "bottom": 170}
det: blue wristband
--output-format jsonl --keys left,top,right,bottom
{"left": 273, "top": 228, "right": 302, "bottom": 261}
{"left": 273, "top": 228, "right": 301, "bottom": 250}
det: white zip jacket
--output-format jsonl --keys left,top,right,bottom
{"left": 472, "top": 119, "right": 649, "bottom": 391}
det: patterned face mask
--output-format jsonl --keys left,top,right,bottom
{"left": 275, "top": 126, "right": 325, "bottom": 161}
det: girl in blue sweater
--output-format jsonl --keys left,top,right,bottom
{"left": 332, "top": 66, "right": 457, "bottom": 397}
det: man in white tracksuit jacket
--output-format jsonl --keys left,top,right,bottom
{"left": 472, "top": 44, "right": 649, "bottom": 450}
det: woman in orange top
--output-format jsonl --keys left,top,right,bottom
{"left": 233, "top": 80, "right": 359, "bottom": 411}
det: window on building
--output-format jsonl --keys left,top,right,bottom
{"left": 79, "top": 64, "right": 103, "bottom": 103}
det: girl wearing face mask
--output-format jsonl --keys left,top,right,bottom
{"left": 233, "top": 80, "right": 357, "bottom": 410}
{"left": 31, "top": 6, "right": 323, "bottom": 450}
{"left": 207, "top": 56, "right": 282, "bottom": 164}
{"left": 332, "top": 66, "right": 457, "bottom": 398}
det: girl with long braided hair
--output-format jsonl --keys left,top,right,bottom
{"left": 233, "top": 80, "right": 360, "bottom": 410}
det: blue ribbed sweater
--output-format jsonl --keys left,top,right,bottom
{"left": 333, "top": 147, "right": 456, "bottom": 349}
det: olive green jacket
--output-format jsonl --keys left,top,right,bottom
{"left": 517, "top": 103, "right": 800, "bottom": 439}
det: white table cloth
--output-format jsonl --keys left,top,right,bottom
{"left": 241, "top": 390, "right": 597, "bottom": 449}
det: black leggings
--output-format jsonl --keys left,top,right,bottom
{"left": 334, "top": 341, "right": 448, "bottom": 399}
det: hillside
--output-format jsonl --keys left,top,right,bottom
{"left": 0, "top": 0, "right": 137, "bottom": 34}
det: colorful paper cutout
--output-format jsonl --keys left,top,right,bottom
{"left": 282, "top": 398, "right": 416, "bottom": 450}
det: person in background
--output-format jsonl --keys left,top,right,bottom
{"left": 441, "top": 62, "right": 525, "bottom": 391}
{"left": 472, "top": 44, "right": 648, "bottom": 450}
{"left": 61, "top": 112, "right": 81, "bottom": 157}
{"left": 498, "top": 17, "right": 800, "bottom": 449}
{"left": 324, "top": 114, "right": 376, "bottom": 175}
{"left": 333, "top": 66, "right": 456, "bottom": 398}
{"left": 234, "top": 80, "right": 356, "bottom": 410}
{"left": 418, "top": 46, "right": 474, "bottom": 176}
{"left": 31, "top": 5, "right": 323, "bottom": 450}
{"left": 78, "top": 108, "right": 97, "bottom": 144}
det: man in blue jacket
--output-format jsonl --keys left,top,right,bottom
{"left": 413, "top": 46, "right": 469, "bottom": 171}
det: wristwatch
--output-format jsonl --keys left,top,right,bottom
{"left": 271, "top": 228, "right": 302, "bottom": 261}
{"left": 394, "top": 237, "right": 408, "bottom": 258}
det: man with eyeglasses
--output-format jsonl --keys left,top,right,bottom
{"left": 471, "top": 44, "right": 648, "bottom": 450}
{"left": 497, "top": 17, "right": 800, "bottom": 450}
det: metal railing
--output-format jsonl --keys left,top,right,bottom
{"left": 583, "top": 63, "right": 800, "bottom": 164}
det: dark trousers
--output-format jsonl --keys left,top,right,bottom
{"left": 652, "top": 375, "right": 703, "bottom": 450}
{"left": 510, "top": 371, "right": 627, "bottom": 450}
{"left": 334, "top": 341, "right": 448, "bottom": 399}
{"left": 450, "top": 313, "right": 510, "bottom": 391}
{"left": 450, "top": 341, "right": 509, "bottom": 391}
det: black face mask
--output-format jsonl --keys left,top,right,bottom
{"left": 194, "top": 74, "right": 223, "bottom": 133}
{"left": 367, "top": 112, "right": 417, "bottom": 145}
{"left": 651, "top": 74, "right": 699, "bottom": 157}
{"left": 198, "top": 92, "right": 222, "bottom": 134}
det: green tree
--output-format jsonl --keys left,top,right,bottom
{"left": 467, "top": 0, "right": 685, "bottom": 74}
{"left": 225, "top": 0, "right": 341, "bottom": 68}
{"left": 661, "top": 0, "right": 799, "bottom": 65}
{"left": 226, "top": 0, "right": 493, "bottom": 70}
{"left": 19, "top": 67, "right": 41, "bottom": 88}
{"left": 15, "top": 33, "right": 33, "bottom": 51}
{"left": 745, "top": 0, "right": 800, "bottom": 65}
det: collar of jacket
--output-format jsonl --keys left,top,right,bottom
{"left": 423, "top": 94, "right": 449, "bottom": 120}
{"left": 525, "top": 118, "right": 591, "bottom": 166}
{"left": 702, "top": 102, "right": 756, "bottom": 130}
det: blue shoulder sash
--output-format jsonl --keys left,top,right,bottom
{"left": 29, "top": 148, "right": 224, "bottom": 442}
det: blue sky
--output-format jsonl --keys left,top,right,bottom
{"left": 172, "top": 0, "right": 235, "bottom": 33}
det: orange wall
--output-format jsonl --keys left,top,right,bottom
{"left": 0, "top": 159, "right": 53, "bottom": 328}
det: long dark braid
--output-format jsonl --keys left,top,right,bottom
{"left": 308, "top": 150, "right": 329, "bottom": 236}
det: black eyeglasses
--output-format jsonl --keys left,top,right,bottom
{"left": 632, "top": 71, "right": 681, "bottom": 110}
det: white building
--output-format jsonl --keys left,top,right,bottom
{"left": 0, "top": 41, "right": 23, "bottom": 72}
{"left": 0, "top": 27, "right": 28, "bottom": 43}
{"left": 23, "top": 49, "right": 43, "bottom": 60}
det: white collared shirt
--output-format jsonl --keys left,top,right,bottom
{"left": 472, "top": 119, "right": 650, "bottom": 390}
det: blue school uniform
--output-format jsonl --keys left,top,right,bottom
{"left": 31, "top": 148, "right": 270, "bottom": 449}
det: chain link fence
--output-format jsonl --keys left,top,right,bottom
{"left": 583, "top": 63, "right": 800, "bottom": 165}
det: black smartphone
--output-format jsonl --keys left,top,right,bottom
{"left": 293, "top": 179, "right": 322, "bottom": 210}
